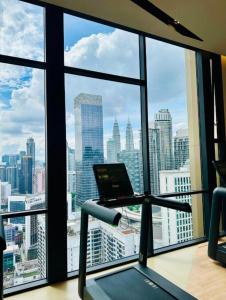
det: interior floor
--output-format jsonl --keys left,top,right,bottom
{"left": 7, "top": 241, "right": 226, "bottom": 300}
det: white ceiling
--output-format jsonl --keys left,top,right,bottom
{"left": 39, "top": 0, "right": 226, "bottom": 55}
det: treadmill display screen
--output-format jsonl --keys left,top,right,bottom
{"left": 93, "top": 163, "right": 134, "bottom": 200}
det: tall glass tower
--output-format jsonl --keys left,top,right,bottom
{"left": 19, "top": 156, "right": 33, "bottom": 194}
{"left": 154, "top": 109, "right": 174, "bottom": 171}
{"left": 26, "top": 137, "right": 35, "bottom": 170}
{"left": 112, "top": 118, "right": 121, "bottom": 159}
{"left": 74, "top": 93, "right": 104, "bottom": 205}
{"left": 174, "top": 129, "right": 189, "bottom": 169}
{"left": 126, "top": 119, "right": 134, "bottom": 151}
{"left": 149, "top": 128, "right": 161, "bottom": 195}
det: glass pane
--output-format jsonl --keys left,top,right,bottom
{"left": 3, "top": 214, "right": 46, "bottom": 289}
{"left": 0, "top": 0, "right": 44, "bottom": 61}
{"left": 0, "top": 63, "right": 46, "bottom": 213}
{"left": 66, "top": 75, "right": 142, "bottom": 272}
{"left": 146, "top": 38, "right": 204, "bottom": 249}
{"left": 64, "top": 14, "right": 140, "bottom": 78}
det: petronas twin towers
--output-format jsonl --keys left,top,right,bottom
{"left": 108, "top": 118, "right": 134, "bottom": 162}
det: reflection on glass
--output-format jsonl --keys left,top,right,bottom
{"left": 64, "top": 14, "right": 140, "bottom": 78}
{"left": 0, "top": 0, "right": 44, "bottom": 61}
{"left": 146, "top": 38, "right": 203, "bottom": 249}
{"left": 0, "top": 63, "right": 46, "bottom": 213}
{"left": 66, "top": 75, "right": 142, "bottom": 271}
{"left": 3, "top": 214, "right": 46, "bottom": 289}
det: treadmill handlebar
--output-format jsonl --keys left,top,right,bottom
{"left": 150, "top": 196, "right": 192, "bottom": 213}
{"left": 0, "top": 216, "right": 6, "bottom": 251}
{"left": 82, "top": 200, "right": 122, "bottom": 226}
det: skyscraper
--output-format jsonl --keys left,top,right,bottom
{"left": 0, "top": 165, "right": 6, "bottom": 182}
{"left": 74, "top": 93, "right": 104, "bottom": 204}
{"left": 174, "top": 129, "right": 189, "bottom": 169}
{"left": 67, "top": 143, "right": 75, "bottom": 172}
{"left": 159, "top": 166, "right": 192, "bottom": 245}
{"left": 126, "top": 119, "right": 134, "bottom": 151}
{"left": 19, "top": 156, "right": 32, "bottom": 194}
{"left": 118, "top": 150, "right": 142, "bottom": 194}
{"left": 8, "top": 196, "right": 26, "bottom": 225}
{"left": 148, "top": 128, "right": 161, "bottom": 195}
{"left": 6, "top": 166, "right": 18, "bottom": 192}
{"left": 154, "top": 109, "right": 174, "bottom": 170}
{"left": 112, "top": 118, "right": 121, "bottom": 159}
{"left": 26, "top": 137, "right": 35, "bottom": 170}
{"left": 106, "top": 138, "right": 116, "bottom": 163}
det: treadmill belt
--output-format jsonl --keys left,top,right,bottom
{"left": 96, "top": 268, "right": 176, "bottom": 300}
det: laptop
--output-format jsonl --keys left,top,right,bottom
{"left": 213, "top": 160, "right": 226, "bottom": 186}
{"left": 93, "top": 163, "right": 134, "bottom": 201}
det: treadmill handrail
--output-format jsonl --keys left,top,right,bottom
{"left": 150, "top": 196, "right": 192, "bottom": 212}
{"left": 82, "top": 200, "right": 122, "bottom": 226}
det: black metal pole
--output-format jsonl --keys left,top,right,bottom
{"left": 139, "top": 197, "right": 151, "bottom": 266}
{"left": 78, "top": 210, "right": 89, "bottom": 299}
{"left": 0, "top": 216, "right": 6, "bottom": 300}
{"left": 45, "top": 5, "right": 67, "bottom": 283}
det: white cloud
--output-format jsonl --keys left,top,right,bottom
{"left": 0, "top": 68, "right": 45, "bottom": 160}
{"left": 0, "top": 0, "right": 44, "bottom": 61}
{"left": 65, "top": 29, "right": 140, "bottom": 78}
{"left": 0, "top": 8, "right": 189, "bottom": 161}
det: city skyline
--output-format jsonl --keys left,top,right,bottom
{"left": 1, "top": 0, "right": 189, "bottom": 161}
{"left": 0, "top": 0, "right": 193, "bottom": 290}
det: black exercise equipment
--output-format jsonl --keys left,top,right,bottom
{"left": 212, "top": 160, "right": 226, "bottom": 186}
{"left": 78, "top": 164, "right": 196, "bottom": 300}
{"left": 0, "top": 216, "right": 6, "bottom": 300}
{"left": 208, "top": 187, "right": 226, "bottom": 265}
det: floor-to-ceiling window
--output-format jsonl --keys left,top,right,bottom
{"left": 0, "top": 0, "right": 221, "bottom": 295}
{"left": 0, "top": 0, "right": 47, "bottom": 291}
{"left": 64, "top": 14, "right": 143, "bottom": 273}
{"left": 146, "top": 38, "right": 204, "bottom": 249}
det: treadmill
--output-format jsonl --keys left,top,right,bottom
{"left": 78, "top": 163, "right": 196, "bottom": 300}
{"left": 208, "top": 161, "right": 226, "bottom": 264}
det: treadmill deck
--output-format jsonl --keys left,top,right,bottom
{"left": 85, "top": 265, "right": 197, "bottom": 300}
{"left": 96, "top": 268, "right": 175, "bottom": 300}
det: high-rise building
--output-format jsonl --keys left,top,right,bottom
{"left": 25, "top": 194, "right": 45, "bottom": 260}
{"left": 37, "top": 214, "right": 46, "bottom": 278}
{"left": 2, "top": 154, "right": 19, "bottom": 166}
{"left": 0, "top": 165, "right": 6, "bottom": 182}
{"left": 126, "top": 119, "right": 134, "bottom": 151}
{"left": 6, "top": 166, "right": 18, "bottom": 192}
{"left": 26, "top": 137, "right": 35, "bottom": 170}
{"left": 67, "top": 171, "right": 76, "bottom": 193}
{"left": 33, "top": 168, "right": 45, "bottom": 194}
{"left": 67, "top": 143, "right": 75, "bottom": 172}
{"left": 19, "top": 156, "right": 32, "bottom": 194}
{"left": 8, "top": 196, "right": 26, "bottom": 225}
{"left": 118, "top": 150, "right": 142, "bottom": 194}
{"left": 67, "top": 143, "right": 76, "bottom": 193}
{"left": 19, "top": 151, "right": 26, "bottom": 162}
{"left": 74, "top": 93, "right": 104, "bottom": 204}
{"left": 106, "top": 138, "right": 116, "bottom": 163}
{"left": 174, "top": 129, "right": 189, "bottom": 170}
{"left": 159, "top": 165, "right": 192, "bottom": 246}
{"left": 112, "top": 118, "right": 121, "bottom": 158}
{"left": 148, "top": 128, "right": 161, "bottom": 195}
{"left": 0, "top": 182, "right": 11, "bottom": 209}
{"left": 154, "top": 109, "right": 174, "bottom": 170}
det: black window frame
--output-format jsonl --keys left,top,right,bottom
{"left": 0, "top": 0, "right": 224, "bottom": 296}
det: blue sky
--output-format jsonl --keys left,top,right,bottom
{"left": 0, "top": 0, "right": 190, "bottom": 159}
{"left": 64, "top": 14, "right": 113, "bottom": 49}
